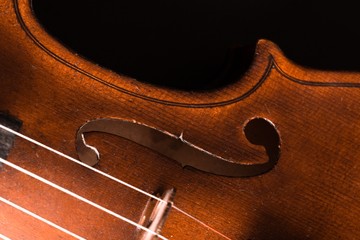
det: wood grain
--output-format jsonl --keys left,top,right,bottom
{"left": 0, "top": 0, "right": 359, "bottom": 239}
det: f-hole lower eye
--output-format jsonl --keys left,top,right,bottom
{"left": 243, "top": 117, "right": 281, "bottom": 162}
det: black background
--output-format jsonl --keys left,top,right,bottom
{"left": 32, "top": 0, "right": 360, "bottom": 90}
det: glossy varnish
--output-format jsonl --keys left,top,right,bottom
{"left": 0, "top": 0, "right": 360, "bottom": 239}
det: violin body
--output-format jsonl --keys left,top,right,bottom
{"left": 1, "top": 0, "right": 360, "bottom": 239}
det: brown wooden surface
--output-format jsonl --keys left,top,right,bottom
{"left": 1, "top": 0, "right": 360, "bottom": 239}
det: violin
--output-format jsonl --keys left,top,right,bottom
{"left": 1, "top": 0, "right": 360, "bottom": 239}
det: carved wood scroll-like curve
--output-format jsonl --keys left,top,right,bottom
{"left": 76, "top": 118, "right": 280, "bottom": 177}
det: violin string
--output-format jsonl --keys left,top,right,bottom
{"left": 172, "top": 206, "right": 232, "bottom": 240}
{"left": 0, "top": 233, "right": 11, "bottom": 240}
{"left": 0, "top": 196, "right": 85, "bottom": 240}
{"left": 0, "top": 124, "right": 231, "bottom": 240}
{"left": 0, "top": 157, "right": 167, "bottom": 240}
{"left": 0, "top": 124, "right": 165, "bottom": 204}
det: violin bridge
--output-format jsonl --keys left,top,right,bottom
{"left": 137, "top": 188, "right": 175, "bottom": 240}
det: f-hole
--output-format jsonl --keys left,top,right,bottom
{"left": 243, "top": 117, "right": 281, "bottom": 164}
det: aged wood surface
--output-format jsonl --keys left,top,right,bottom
{"left": 0, "top": 0, "right": 360, "bottom": 239}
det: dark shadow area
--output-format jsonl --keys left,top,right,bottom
{"left": 0, "top": 112, "right": 22, "bottom": 160}
{"left": 248, "top": 211, "right": 310, "bottom": 240}
{"left": 32, "top": 0, "right": 360, "bottom": 90}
